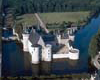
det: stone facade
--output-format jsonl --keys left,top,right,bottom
{"left": 22, "top": 28, "right": 79, "bottom": 64}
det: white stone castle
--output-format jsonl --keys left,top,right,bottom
{"left": 22, "top": 28, "right": 79, "bottom": 64}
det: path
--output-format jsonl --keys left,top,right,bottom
{"left": 34, "top": 13, "right": 49, "bottom": 33}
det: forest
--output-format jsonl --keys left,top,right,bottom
{"left": 89, "top": 29, "right": 100, "bottom": 58}
{"left": 8, "top": 0, "right": 100, "bottom": 15}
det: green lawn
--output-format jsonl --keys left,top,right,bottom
{"left": 16, "top": 11, "right": 90, "bottom": 26}
{"left": 16, "top": 14, "right": 38, "bottom": 26}
{"left": 39, "top": 12, "right": 90, "bottom": 24}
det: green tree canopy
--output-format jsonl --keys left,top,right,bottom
{"left": 89, "top": 29, "right": 100, "bottom": 58}
{"left": 7, "top": 0, "right": 100, "bottom": 15}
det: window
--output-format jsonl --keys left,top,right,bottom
{"left": 34, "top": 48, "right": 35, "bottom": 51}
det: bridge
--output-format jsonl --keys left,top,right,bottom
{"left": 34, "top": 13, "right": 49, "bottom": 34}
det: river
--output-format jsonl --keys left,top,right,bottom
{"left": 2, "top": 15, "right": 100, "bottom": 76}
{"left": 74, "top": 15, "right": 100, "bottom": 71}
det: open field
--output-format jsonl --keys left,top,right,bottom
{"left": 17, "top": 14, "right": 38, "bottom": 26}
{"left": 39, "top": 12, "right": 90, "bottom": 23}
{"left": 16, "top": 11, "right": 90, "bottom": 27}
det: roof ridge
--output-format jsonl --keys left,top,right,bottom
{"left": 29, "top": 28, "right": 45, "bottom": 47}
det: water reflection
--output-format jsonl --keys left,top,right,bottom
{"left": 2, "top": 40, "right": 82, "bottom": 76}
{"left": 2, "top": 30, "right": 84, "bottom": 76}
{"left": 23, "top": 52, "right": 32, "bottom": 76}
{"left": 52, "top": 59, "right": 78, "bottom": 74}
{"left": 2, "top": 41, "right": 25, "bottom": 76}
{"left": 40, "top": 62, "right": 51, "bottom": 75}
{"left": 32, "top": 64, "right": 40, "bottom": 76}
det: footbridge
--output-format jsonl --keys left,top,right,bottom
{"left": 34, "top": 13, "right": 49, "bottom": 34}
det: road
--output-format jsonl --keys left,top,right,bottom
{"left": 34, "top": 13, "right": 49, "bottom": 33}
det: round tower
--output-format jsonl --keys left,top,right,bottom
{"left": 31, "top": 46, "right": 40, "bottom": 64}
{"left": 22, "top": 33, "right": 29, "bottom": 52}
{"left": 68, "top": 48, "right": 79, "bottom": 60}
{"left": 12, "top": 26, "right": 16, "bottom": 36}
{"left": 69, "top": 35, "right": 75, "bottom": 41}
{"left": 43, "top": 44, "right": 52, "bottom": 61}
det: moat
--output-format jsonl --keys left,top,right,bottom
{"left": 2, "top": 14, "right": 100, "bottom": 76}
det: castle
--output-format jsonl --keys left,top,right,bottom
{"left": 22, "top": 28, "right": 79, "bottom": 64}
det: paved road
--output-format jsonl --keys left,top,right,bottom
{"left": 34, "top": 13, "right": 49, "bottom": 33}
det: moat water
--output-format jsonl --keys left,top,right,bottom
{"left": 2, "top": 15, "right": 100, "bottom": 76}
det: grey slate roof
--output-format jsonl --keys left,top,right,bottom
{"left": 29, "top": 29, "right": 45, "bottom": 47}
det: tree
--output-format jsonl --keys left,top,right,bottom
{"left": 89, "top": 29, "right": 100, "bottom": 58}
{"left": 89, "top": 36, "right": 98, "bottom": 58}
{"left": 8, "top": 0, "right": 100, "bottom": 15}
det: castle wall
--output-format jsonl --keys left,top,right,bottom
{"left": 53, "top": 48, "right": 79, "bottom": 60}
{"left": 69, "top": 35, "right": 75, "bottom": 41}
{"left": 68, "top": 49, "right": 79, "bottom": 60}
{"left": 61, "top": 39, "right": 69, "bottom": 46}
{"left": 53, "top": 54, "right": 69, "bottom": 59}
{"left": 28, "top": 41, "right": 40, "bottom": 64}
{"left": 22, "top": 34, "right": 29, "bottom": 52}
{"left": 56, "top": 35, "right": 61, "bottom": 44}
{"left": 22, "top": 29, "right": 79, "bottom": 64}
{"left": 28, "top": 40, "right": 33, "bottom": 55}
{"left": 42, "top": 44, "right": 52, "bottom": 61}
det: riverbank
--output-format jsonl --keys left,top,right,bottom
{"left": 1, "top": 73, "right": 90, "bottom": 80}
{"left": 0, "top": 27, "right": 2, "bottom": 77}
{"left": 0, "top": 0, "right": 2, "bottom": 77}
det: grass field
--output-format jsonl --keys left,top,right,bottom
{"left": 16, "top": 14, "right": 38, "bottom": 26}
{"left": 16, "top": 11, "right": 90, "bottom": 26}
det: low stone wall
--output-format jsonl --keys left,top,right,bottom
{"left": 53, "top": 54, "right": 69, "bottom": 58}
{"left": 53, "top": 48, "right": 79, "bottom": 60}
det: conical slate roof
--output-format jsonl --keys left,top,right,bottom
{"left": 29, "top": 28, "right": 45, "bottom": 47}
